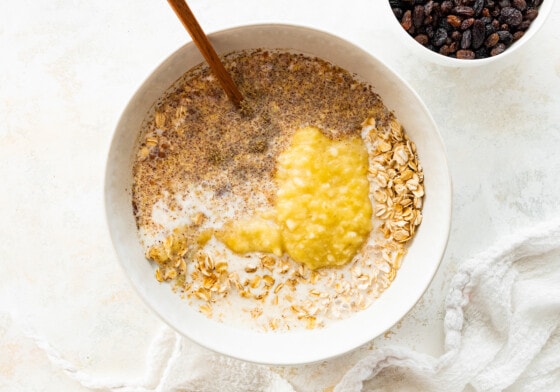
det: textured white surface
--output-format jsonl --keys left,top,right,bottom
{"left": 1, "top": 1, "right": 560, "bottom": 391}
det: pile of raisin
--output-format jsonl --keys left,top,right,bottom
{"left": 390, "top": 0, "right": 543, "bottom": 59}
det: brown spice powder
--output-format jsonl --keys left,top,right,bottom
{"left": 132, "top": 50, "right": 391, "bottom": 232}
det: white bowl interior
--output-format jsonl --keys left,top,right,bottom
{"left": 384, "top": 0, "right": 555, "bottom": 67}
{"left": 105, "top": 24, "right": 452, "bottom": 365}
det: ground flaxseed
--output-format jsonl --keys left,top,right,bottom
{"left": 133, "top": 51, "right": 389, "bottom": 232}
{"left": 132, "top": 50, "right": 424, "bottom": 331}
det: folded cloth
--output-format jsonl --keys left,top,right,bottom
{"left": 336, "top": 219, "right": 560, "bottom": 392}
{"left": 23, "top": 220, "right": 560, "bottom": 391}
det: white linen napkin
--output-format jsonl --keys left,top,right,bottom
{"left": 335, "top": 218, "right": 560, "bottom": 392}
{"left": 23, "top": 219, "right": 560, "bottom": 391}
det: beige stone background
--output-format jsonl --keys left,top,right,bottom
{"left": 1, "top": 0, "right": 560, "bottom": 391}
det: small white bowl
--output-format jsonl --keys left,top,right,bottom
{"left": 385, "top": 0, "right": 554, "bottom": 67}
{"left": 105, "top": 24, "right": 452, "bottom": 365}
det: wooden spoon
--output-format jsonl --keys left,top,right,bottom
{"left": 167, "top": 0, "right": 244, "bottom": 108}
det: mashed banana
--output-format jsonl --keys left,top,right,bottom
{"left": 217, "top": 126, "right": 373, "bottom": 270}
{"left": 276, "top": 126, "right": 372, "bottom": 269}
{"left": 217, "top": 216, "right": 283, "bottom": 257}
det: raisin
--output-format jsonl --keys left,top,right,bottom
{"left": 513, "top": 0, "right": 527, "bottom": 10}
{"left": 401, "top": 10, "right": 413, "bottom": 30}
{"left": 513, "top": 30, "right": 525, "bottom": 40}
{"left": 485, "top": 32, "right": 500, "bottom": 47}
{"left": 453, "top": 6, "right": 475, "bottom": 17}
{"left": 473, "top": 0, "right": 484, "bottom": 16}
{"left": 472, "top": 19, "right": 486, "bottom": 49}
{"left": 461, "top": 18, "right": 475, "bottom": 30}
{"left": 525, "top": 8, "right": 539, "bottom": 21}
{"left": 501, "top": 7, "right": 523, "bottom": 26}
{"left": 497, "top": 30, "right": 514, "bottom": 44}
{"left": 447, "top": 14, "right": 463, "bottom": 28}
{"left": 441, "top": 1, "right": 454, "bottom": 13}
{"left": 413, "top": 5, "right": 425, "bottom": 28}
{"left": 415, "top": 34, "right": 430, "bottom": 45}
{"left": 490, "top": 43, "right": 507, "bottom": 56}
{"left": 425, "top": 0, "right": 435, "bottom": 15}
{"left": 433, "top": 28, "right": 449, "bottom": 46}
{"left": 461, "top": 29, "right": 472, "bottom": 48}
{"left": 456, "top": 49, "right": 476, "bottom": 58}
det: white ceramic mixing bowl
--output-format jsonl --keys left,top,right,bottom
{"left": 105, "top": 24, "right": 452, "bottom": 365}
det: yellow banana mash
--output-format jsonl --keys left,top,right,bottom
{"left": 218, "top": 126, "right": 373, "bottom": 270}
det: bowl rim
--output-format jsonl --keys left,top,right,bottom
{"left": 383, "top": 0, "right": 555, "bottom": 67}
{"left": 104, "top": 22, "right": 453, "bottom": 365}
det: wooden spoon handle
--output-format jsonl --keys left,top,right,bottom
{"left": 167, "top": 0, "right": 244, "bottom": 108}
